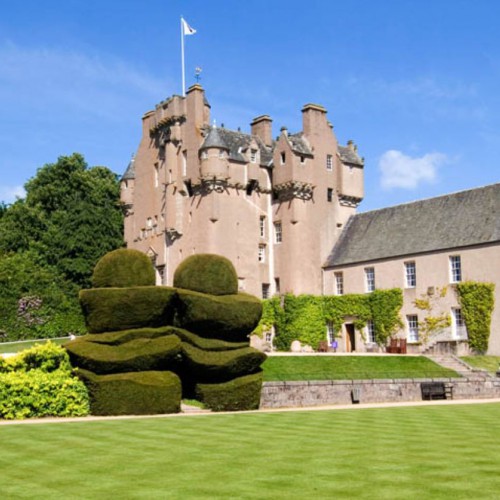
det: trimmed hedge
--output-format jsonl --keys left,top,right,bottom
{"left": 65, "top": 335, "right": 182, "bottom": 375}
{"left": 173, "top": 254, "right": 238, "bottom": 296}
{"left": 174, "top": 328, "right": 248, "bottom": 351}
{"left": 175, "top": 290, "right": 262, "bottom": 341}
{"left": 181, "top": 342, "right": 266, "bottom": 382}
{"left": 0, "top": 370, "right": 89, "bottom": 420}
{"left": 79, "top": 326, "right": 182, "bottom": 346}
{"left": 92, "top": 248, "right": 156, "bottom": 288}
{"left": 195, "top": 371, "right": 263, "bottom": 411}
{"left": 79, "top": 286, "right": 177, "bottom": 333}
{"left": 78, "top": 369, "right": 181, "bottom": 416}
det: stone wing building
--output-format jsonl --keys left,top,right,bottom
{"left": 121, "top": 84, "right": 500, "bottom": 355}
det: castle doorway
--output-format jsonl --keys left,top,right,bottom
{"left": 345, "top": 324, "right": 356, "bottom": 352}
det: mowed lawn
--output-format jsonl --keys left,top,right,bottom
{"left": 262, "top": 355, "right": 459, "bottom": 381}
{"left": 1, "top": 403, "right": 500, "bottom": 499}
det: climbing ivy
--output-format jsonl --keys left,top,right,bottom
{"left": 456, "top": 281, "right": 495, "bottom": 353}
{"left": 254, "top": 289, "right": 403, "bottom": 351}
{"left": 413, "top": 286, "right": 451, "bottom": 344}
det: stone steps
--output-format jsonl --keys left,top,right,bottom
{"left": 426, "top": 355, "right": 489, "bottom": 379}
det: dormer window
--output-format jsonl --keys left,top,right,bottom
{"left": 280, "top": 152, "right": 286, "bottom": 165}
{"left": 250, "top": 149, "right": 257, "bottom": 163}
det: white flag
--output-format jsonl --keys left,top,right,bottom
{"left": 182, "top": 18, "right": 196, "bottom": 36}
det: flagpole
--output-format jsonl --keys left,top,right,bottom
{"left": 180, "top": 17, "right": 186, "bottom": 97}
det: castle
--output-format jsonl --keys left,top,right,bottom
{"left": 121, "top": 84, "right": 500, "bottom": 355}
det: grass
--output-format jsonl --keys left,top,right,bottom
{"left": 262, "top": 355, "right": 459, "bottom": 380}
{"left": 0, "top": 403, "right": 499, "bottom": 499}
{"left": 461, "top": 356, "right": 500, "bottom": 375}
{"left": 0, "top": 337, "right": 70, "bottom": 354}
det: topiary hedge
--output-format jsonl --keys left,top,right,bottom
{"left": 175, "top": 290, "right": 262, "bottom": 341}
{"left": 174, "top": 328, "right": 248, "bottom": 351}
{"left": 79, "top": 326, "right": 182, "bottom": 346}
{"left": 79, "top": 286, "right": 177, "bottom": 333}
{"left": 173, "top": 254, "right": 238, "bottom": 296}
{"left": 77, "top": 369, "right": 181, "bottom": 416}
{"left": 65, "top": 335, "right": 182, "bottom": 375}
{"left": 92, "top": 248, "right": 156, "bottom": 288}
{"left": 195, "top": 371, "right": 263, "bottom": 411}
{"left": 181, "top": 343, "right": 266, "bottom": 382}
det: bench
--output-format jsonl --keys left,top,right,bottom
{"left": 421, "top": 382, "right": 453, "bottom": 400}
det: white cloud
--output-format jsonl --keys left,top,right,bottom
{"left": 0, "top": 185, "right": 25, "bottom": 203}
{"left": 379, "top": 150, "right": 447, "bottom": 190}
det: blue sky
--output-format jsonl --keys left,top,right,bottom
{"left": 1, "top": 0, "right": 499, "bottom": 211}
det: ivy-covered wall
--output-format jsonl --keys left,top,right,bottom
{"left": 256, "top": 290, "right": 403, "bottom": 351}
{"left": 456, "top": 281, "right": 495, "bottom": 353}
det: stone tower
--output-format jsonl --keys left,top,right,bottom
{"left": 121, "top": 84, "right": 364, "bottom": 297}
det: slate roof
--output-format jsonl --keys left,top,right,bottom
{"left": 121, "top": 155, "right": 136, "bottom": 180}
{"left": 201, "top": 127, "right": 274, "bottom": 166}
{"left": 338, "top": 145, "right": 364, "bottom": 166}
{"left": 288, "top": 133, "right": 313, "bottom": 157}
{"left": 325, "top": 183, "right": 500, "bottom": 268}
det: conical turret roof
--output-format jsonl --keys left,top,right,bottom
{"left": 200, "top": 126, "right": 229, "bottom": 151}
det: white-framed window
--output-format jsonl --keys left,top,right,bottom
{"left": 450, "top": 255, "right": 462, "bottom": 283}
{"left": 259, "top": 216, "right": 266, "bottom": 238}
{"left": 154, "top": 164, "right": 159, "bottom": 187}
{"left": 201, "top": 151, "right": 208, "bottom": 160}
{"left": 366, "top": 320, "right": 376, "bottom": 344}
{"left": 250, "top": 149, "right": 257, "bottom": 163}
{"left": 326, "top": 321, "right": 335, "bottom": 345}
{"left": 262, "top": 283, "right": 270, "bottom": 299}
{"left": 405, "top": 261, "right": 416, "bottom": 288}
{"left": 452, "top": 308, "right": 467, "bottom": 340}
{"left": 258, "top": 244, "right": 266, "bottom": 263}
{"left": 334, "top": 272, "right": 344, "bottom": 295}
{"left": 265, "top": 330, "right": 273, "bottom": 343}
{"left": 407, "top": 315, "right": 419, "bottom": 343}
{"left": 156, "top": 265, "right": 166, "bottom": 285}
{"left": 326, "top": 154, "right": 333, "bottom": 171}
{"left": 238, "top": 278, "right": 245, "bottom": 291}
{"left": 365, "top": 267, "right": 375, "bottom": 292}
{"left": 327, "top": 188, "right": 333, "bottom": 202}
{"left": 274, "top": 221, "right": 282, "bottom": 243}
{"left": 219, "top": 150, "right": 225, "bottom": 159}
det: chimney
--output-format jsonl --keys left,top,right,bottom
{"left": 302, "top": 103, "right": 327, "bottom": 136}
{"left": 250, "top": 115, "right": 273, "bottom": 147}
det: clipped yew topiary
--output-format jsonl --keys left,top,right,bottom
{"left": 174, "top": 328, "right": 248, "bottom": 351}
{"left": 80, "top": 286, "right": 177, "bottom": 333}
{"left": 78, "top": 369, "right": 181, "bottom": 416}
{"left": 175, "top": 290, "right": 262, "bottom": 341}
{"left": 92, "top": 248, "right": 156, "bottom": 288}
{"left": 181, "top": 343, "right": 266, "bottom": 382}
{"left": 195, "top": 371, "right": 264, "bottom": 412}
{"left": 66, "top": 335, "right": 182, "bottom": 375}
{"left": 80, "top": 326, "right": 183, "bottom": 346}
{"left": 174, "top": 254, "right": 238, "bottom": 296}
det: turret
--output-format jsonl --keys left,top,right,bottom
{"left": 199, "top": 126, "right": 230, "bottom": 182}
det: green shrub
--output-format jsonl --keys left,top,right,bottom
{"left": 79, "top": 286, "right": 176, "bottom": 333}
{"left": 181, "top": 343, "right": 266, "bottom": 383}
{"left": 0, "top": 341, "right": 72, "bottom": 373}
{"left": 78, "top": 326, "right": 182, "bottom": 346}
{"left": 175, "top": 290, "right": 262, "bottom": 341}
{"left": 77, "top": 369, "right": 181, "bottom": 416}
{"left": 173, "top": 254, "right": 238, "bottom": 296}
{"left": 91, "top": 248, "right": 155, "bottom": 288}
{"left": 0, "top": 370, "right": 89, "bottom": 419}
{"left": 195, "top": 371, "right": 263, "bottom": 411}
{"left": 174, "top": 328, "right": 248, "bottom": 351}
{"left": 65, "top": 335, "right": 182, "bottom": 375}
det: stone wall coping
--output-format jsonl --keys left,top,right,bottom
{"left": 262, "top": 377, "right": 470, "bottom": 388}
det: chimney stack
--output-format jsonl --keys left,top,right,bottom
{"left": 250, "top": 115, "right": 273, "bottom": 147}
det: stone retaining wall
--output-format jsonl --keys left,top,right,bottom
{"left": 260, "top": 377, "right": 500, "bottom": 408}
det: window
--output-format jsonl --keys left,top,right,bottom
{"left": 238, "top": 278, "right": 245, "bottom": 291}
{"left": 300, "top": 156, "right": 306, "bottom": 164}
{"left": 326, "top": 321, "right": 335, "bottom": 345}
{"left": 259, "top": 216, "right": 266, "bottom": 238}
{"left": 219, "top": 150, "right": 225, "bottom": 159}
{"left": 366, "top": 320, "right": 376, "bottom": 343}
{"left": 280, "top": 152, "right": 286, "bottom": 165}
{"left": 258, "top": 244, "right": 266, "bottom": 263}
{"left": 182, "top": 151, "right": 187, "bottom": 176}
{"left": 452, "top": 308, "right": 467, "bottom": 340}
{"left": 156, "top": 265, "right": 165, "bottom": 285}
{"left": 275, "top": 278, "right": 280, "bottom": 295}
{"left": 201, "top": 151, "right": 208, "bottom": 160}
{"left": 327, "top": 188, "right": 333, "bottom": 202}
{"left": 274, "top": 221, "right": 282, "bottom": 243}
{"left": 154, "top": 164, "right": 159, "bottom": 187}
{"left": 334, "top": 272, "right": 344, "bottom": 295}
{"left": 250, "top": 149, "right": 257, "bottom": 163}
{"left": 407, "top": 315, "right": 419, "bottom": 342}
{"left": 262, "top": 283, "right": 270, "bottom": 299}
{"left": 450, "top": 255, "right": 462, "bottom": 283}
{"left": 365, "top": 267, "right": 375, "bottom": 292}
{"left": 326, "top": 154, "right": 333, "bottom": 171}
{"left": 265, "top": 331, "right": 273, "bottom": 343}
{"left": 405, "top": 261, "right": 416, "bottom": 288}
